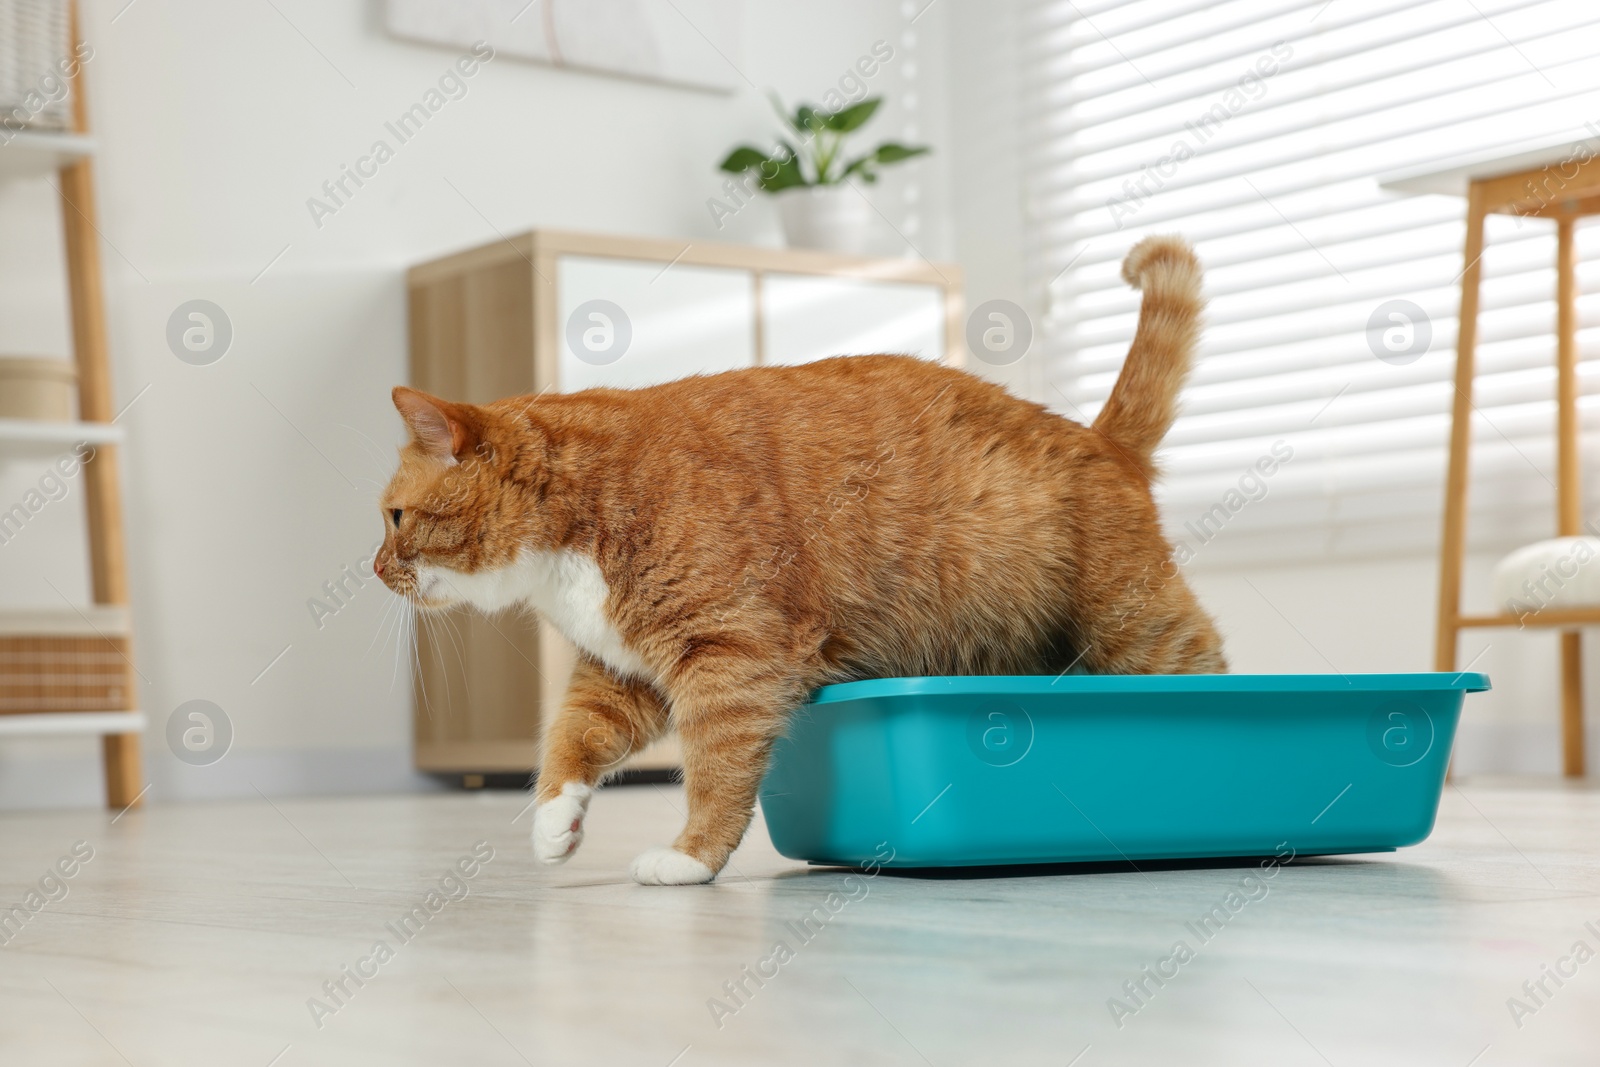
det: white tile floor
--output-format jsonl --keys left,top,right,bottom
{"left": 1, "top": 779, "right": 1597, "bottom": 1066}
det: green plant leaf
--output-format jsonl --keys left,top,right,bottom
{"left": 823, "top": 97, "right": 882, "bottom": 132}
{"left": 840, "top": 154, "right": 874, "bottom": 180}
{"left": 795, "top": 105, "right": 828, "bottom": 133}
{"left": 841, "top": 139, "right": 929, "bottom": 181}
{"left": 727, "top": 93, "right": 911, "bottom": 192}
{"left": 720, "top": 145, "right": 774, "bottom": 173}
{"left": 872, "top": 142, "right": 931, "bottom": 164}
{"left": 758, "top": 147, "right": 807, "bottom": 192}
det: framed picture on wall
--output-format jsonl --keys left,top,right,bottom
{"left": 385, "top": 0, "right": 743, "bottom": 93}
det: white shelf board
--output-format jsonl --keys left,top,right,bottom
{"left": 0, "top": 418, "right": 123, "bottom": 460}
{"left": 0, "top": 711, "right": 145, "bottom": 737}
{"left": 0, "top": 129, "right": 95, "bottom": 182}
{"left": 1380, "top": 135, "right": 1600, "bottom": 198}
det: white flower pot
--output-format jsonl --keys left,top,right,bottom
{"left": 776, "top": 184, "right": 873, "bottom": 255}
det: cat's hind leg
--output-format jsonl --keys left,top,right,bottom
{"left": 533, "top": 656, "right": 669, "bottom": 865}
{"left": 1075, "top": 569, "right": 1227, "bottom": 675}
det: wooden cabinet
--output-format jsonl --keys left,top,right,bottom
{"left": 406, "top": 230, "right": 963, "bottom": 778}
{"left": 761, "top": 273, "right": 947, "bottom": 366}
{"left": 555, "top": 256, "right": 756, "bottom": 390}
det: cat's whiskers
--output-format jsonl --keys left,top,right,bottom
{"left": 419, "top": 611, "right": 457, "bottom": 713}
{"left": 368, "top": 588, "right": 401, "bottom": 657}
{"left": 392, "top": 595, "right": 415, "bottom": 698}
{"left": 384, "top": 595, "right": 403, "bottom": 687}
{"left": 408, "top": 602, "right": 436, "bottom": 720}
{"left": 416, "top": 576, "right": 477, "bottom": 716}
{"left": 436, "top": 607, "right": 472, "bottom": 699}
{"left": 428, "top": 572, "right": 470, "bottom": 671}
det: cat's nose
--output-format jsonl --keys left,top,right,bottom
{"left": 374, "top": 557, "right": 386, "bottom": 578}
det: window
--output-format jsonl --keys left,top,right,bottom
{"left": 1025, "top": 0, "right": 1600, "bottom": 564}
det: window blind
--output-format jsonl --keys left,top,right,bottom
{"left": 1024, "top": 0, "right": 1600, "bottom": 565}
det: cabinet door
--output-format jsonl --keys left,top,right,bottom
{"left": 557, "top": 256, "right": 756, "bottom": 391}
{"left": 761, "top": 274, "right": 945, "bottom": 365}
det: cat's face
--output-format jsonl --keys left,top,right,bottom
{"left": 374, "top": 388, "right": 532, "bottom": 610}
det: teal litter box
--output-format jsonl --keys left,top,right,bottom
{"left": 758, "top": 673, "right": 1490, "bottom": 869}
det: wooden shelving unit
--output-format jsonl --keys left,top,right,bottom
{"left": 0, "top": 1, "right": 143, "bottom": 808}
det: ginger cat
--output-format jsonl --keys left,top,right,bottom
{"left": 375, "top": 235, "right": 1224, "bottom": 885}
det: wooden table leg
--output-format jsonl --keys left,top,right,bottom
{"left": 1435, "top": 186, "right": 1489, "bottom": 675}
{"left": 1560, "top": 632, "right": 1586, "bottom": 777}
{"left": 1556, "top": 217, "right": 1586, "bottom": 777}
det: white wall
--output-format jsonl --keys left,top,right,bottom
{"left": 944, "top": 0, "right": 1035, "bottom": 402}
{"left": 0, "top": 0, "right": 952, "bottom": 807}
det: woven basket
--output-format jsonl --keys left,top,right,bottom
{"left": 0, "top": 607, "right": 130, "bottom": 713}
{"left": 0, "top": 0, "right": 73, "bottom": 132}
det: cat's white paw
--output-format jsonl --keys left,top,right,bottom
{"left": 532, "top": 782, "right": 593, "bottom": 865}
{"left": 630, "top": 846, "right": 715, "bottom": 885}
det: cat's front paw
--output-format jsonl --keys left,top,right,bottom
{"left": 629, "top": 846, "right": 715, "bottom": 885}
{"left": 532, "top": 782, "right": 594, "bottom": 865}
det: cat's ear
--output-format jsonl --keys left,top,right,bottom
{"left": 392, "top": 387, "right": 479, "bottom": 465}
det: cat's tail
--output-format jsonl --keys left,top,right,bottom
{"left": 1092, "top": 235, "right": 1204, "bottom": 478}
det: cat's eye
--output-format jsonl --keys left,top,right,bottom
{"left": 390, "top": 508, "right": 403, "bottom": 528}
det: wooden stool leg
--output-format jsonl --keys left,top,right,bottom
{"left": 1436, "top": 189, "right": 1490, "bottom": 784}
{"left": 1560, "top": 632, "right": 1586, "bottom": 777}
{"left": 103, "top": 733, "right": 144, "bottom": 809}
{"left": 1556, "top": 219, "right": 1585, "bottom": 777}
{"left": 1435, "top": 186, "right": 1489, "bottom": 675}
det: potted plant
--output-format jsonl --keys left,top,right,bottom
{"left": 719, "top": 96, "right": 929, "bottom": 255}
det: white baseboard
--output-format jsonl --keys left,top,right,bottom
{"left": 0, "top": 740, "right": 446, "bottom": 811}
{"left": 1452, "top": 719, "right": 1584, "bottom": 777}
{"left": 0, "top": 720, "right": 1582, "bottom": 812}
